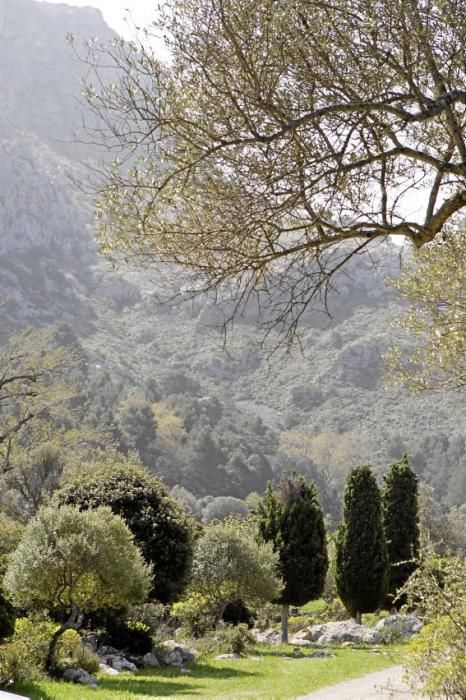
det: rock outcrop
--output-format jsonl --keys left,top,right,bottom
{"left": 291, "top": 621, "right": 381, "bottom": 646}
{"left": 156, "top": 640, "right": 197, "bottom": 667}
{"left": 374, "top": 614, "right": 423, "bottom": 639}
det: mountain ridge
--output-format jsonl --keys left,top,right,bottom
{"left": 0, "top": 0, "right": 464, "bottom": 517}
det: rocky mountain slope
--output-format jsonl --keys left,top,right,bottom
{"left": 0, "top": 0, "right": 464, "bottom": 514}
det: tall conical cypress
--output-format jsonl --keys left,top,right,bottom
{"left": 336, "top": 465, "right": 388, "bottom": 624}
{"left": 382, "top": 455, "right": 420, "bottom": 608}
{"left": 257, "top": 474, "right": 328, "bottom": 643}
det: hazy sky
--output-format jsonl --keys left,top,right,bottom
{"left": 41, "top": 0, "right": 158, "bottom": 39}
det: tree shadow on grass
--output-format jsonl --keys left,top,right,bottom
{"left": 98, "top": 665, "right": 257, "bottom": 696}
{"left": 252, "top": 646, "right": 337, "bottom": 659}
{"left": 179, "top": 663, "right": 258, "bottom": 680}
{"left": 13, "top": 666, "right": 257, "bottom": 699}
{"left": 14, "top": 679, "right": 196, "bottom": 699}
{"left": 12, "top": 682, "right": 55, "bottom": 700}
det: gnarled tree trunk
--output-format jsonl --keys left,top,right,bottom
{"left": 45, "top": 602, "right": 83, "bottom": 673}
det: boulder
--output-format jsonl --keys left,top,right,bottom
{"left": 374, "top": 614, "right": 423, "bottom": 639}
{"left": 157, "top": 641, "right": 197, "bottom": 666}
{"left": 100, "top": 654, "right": 138, "bottom": 672}
{"left": 142, "top": 651, "right": 160, "bottom": 668}
{"left": 288, "top": 638, "right": 317, "bottom": 648}
{"left": 251, "top": 627, "right": 281, "bottom": 644}
{"left": 295, "top": 621, "right": 381, "bottom": 645}
{"left": 98, "top": 645, "right": 120, "bottom": 656}
{"left": 99, "top": 663, "right": 119, "bottom": 676}
{"left": 63, "top": 667, "right": 98, "bottom": 688}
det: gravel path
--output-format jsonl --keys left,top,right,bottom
{"left": 296, "top": 665, "right": 426, "bottom": 699}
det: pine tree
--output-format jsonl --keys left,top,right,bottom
{"left": 336, "top": 465, "right": 388, "bottom": 624}
{"left": 257, "top": 474, "right": 328, "bottom": 643}
{"left": 382, "top": 455, "right": 420, "bottom": 608}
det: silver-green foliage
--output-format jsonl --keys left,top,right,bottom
{"left": 190, "top": 517, "right": 281, "bottom": 616}
{"left": 5, "top": 505, "right": 152, "bottom": 616}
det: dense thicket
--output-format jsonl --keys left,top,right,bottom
{"left": 336, "top": 466, "right": 388, "bottom": 622}
{"left": 56, "top": 463, "right": 194, "bottom": 603}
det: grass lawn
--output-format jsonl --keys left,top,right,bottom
{"left": 14, "top": 644, "right": 403, "bottom": 699}
{"left": 298, "top": 599, "right": 327, "bottom": 616}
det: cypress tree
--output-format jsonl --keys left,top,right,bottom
{"left": 382, "top": 455, "right": 420, "bottom": 608}
{"left": 336, "top": 465, "right": 388, "bottom": 624}
{"left": 257, "top": 474, "right": 328, "bottom": 643}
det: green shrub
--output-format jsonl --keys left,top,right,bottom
{"left": 125, "top": 602, "right": 168, "bottom": 638}
{"left": 215, "top": 623, "right": 254, "bottom": 655}
{"left": 406, "top": 617, "right": 466, "bottom": 697}
{"left": 183, "top": 633, "right": 219, "bottom": 656}
{"left": 287, "top": 615, "right": 313, "bottom": 634}
{"left": 0, "top": 515, "right": 24, "bottom": 556}
{"left": 0, "top": 616, "right": 100, "bottom": 686}
{"left": 403, "top": 555, "right": 466, "bottom": 697}
{"left": 56, "top": 629, "right": 100, "bottom": 674}
{"left": 172, "top": 594, "right": 217, "bottom": 637}
{"left": 319, "top": 598, "right": 348, "bottom": 622}
{"left": 253, "top": 602, "right": 278, "bottom": 630}
{"left": 0, "top": 616, "right": 54, "bottom": 685}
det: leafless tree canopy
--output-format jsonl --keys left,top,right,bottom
{"left": 82, "top": 0, "right": 466, "bottom": 339}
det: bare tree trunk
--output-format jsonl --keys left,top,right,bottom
{"left": 354, "top": 611, "right": 362, "bottom": 625}
{"left": 281, "top": 603, "right": 289, "bottom": 644}
{"left": 45, "top": 602, "right": 83, "bottom": 673}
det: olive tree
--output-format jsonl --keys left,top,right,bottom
{"left": 56, "top": 461, "right": 194, "bottom": 603}
{"left": 79, "top": 0, "right": 466, "bottom": 342}
{"left": 4, "top": 505, "right": 152, "bottom": 671}
{"left": 189, "top": 517, "right": 281, "bottom": 620}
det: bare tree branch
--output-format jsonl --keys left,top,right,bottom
{"left": 75, "top": 0, "right": 466, "bottom": 343}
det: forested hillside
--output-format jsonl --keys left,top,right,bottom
{"left": 1, "top": 0, "right": 465, "bottom": 524}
